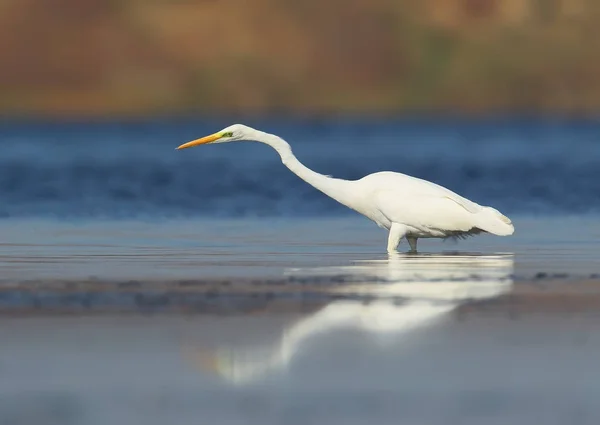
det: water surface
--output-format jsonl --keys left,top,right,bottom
{"left": 1, "top": 216, "right": 599, "bottom": 282}
{"left": 1, "top": 117, "right": 600, "bottom": 218}
{"left": 2, "top": 216, "right": 600, "bottom": 424}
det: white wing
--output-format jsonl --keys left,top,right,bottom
{"left": 366, "top": 172, "right": 482, "bottom": 213}
{"left": 362, "top": 172, "right": 484, "bottom": 234}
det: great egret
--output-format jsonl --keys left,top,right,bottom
{"left": 176, "top": 124, "right": 514, "bottom": 252}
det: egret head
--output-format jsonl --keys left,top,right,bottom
{"left": 176, "top": 124, "right": 257, "bottom": 150}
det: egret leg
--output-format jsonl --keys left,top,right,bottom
{"left": 407, "top": 236, "right": 418, "bottom": 253}
{"left": 387, "top": 223, "right": 407, "bottom": 253}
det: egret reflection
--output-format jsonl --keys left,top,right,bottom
{"left": 183, "top": 253, "right": 514, "bottom": 385}
{"left": 286, "top": 252, "right": 515, "bottom": 301}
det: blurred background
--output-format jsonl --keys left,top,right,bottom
{"left": 2, "top": 0, "right": 600, "bottom": 116}
{"left": 0, "top": 0, "right": 599, "bottom": 218}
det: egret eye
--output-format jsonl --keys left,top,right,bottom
{"left": 222, "top": 132, "right": 234, "bottom": 137}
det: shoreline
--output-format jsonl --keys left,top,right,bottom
{"left": 2, "top": 275, "right": 600, "bottom": 316}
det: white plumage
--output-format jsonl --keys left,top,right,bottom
{"left": 177, "top": 124, "right": 514, "bottom": 252}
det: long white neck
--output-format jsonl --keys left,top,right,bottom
{"left": 252, "top": 130, "right": 357, "bottom": 209}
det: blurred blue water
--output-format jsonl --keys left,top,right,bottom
{"left": 1, "top": 116, "right": 599, "bottom": 218}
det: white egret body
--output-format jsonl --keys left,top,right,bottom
{"left": 177, "top": 124, "right": 514, "bottom": 252}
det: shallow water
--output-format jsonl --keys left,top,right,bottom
{"left": 1, "top": 216, "right": 600, "bottom": 424}
{"left": 1, "top": 215, "right": 599, "bottom": 282}
{"left": 1, "top": 291, "right": 600, "bottom": 424}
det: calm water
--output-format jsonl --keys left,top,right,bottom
{"left": 1, "top": 216, "right": 600, "bottom": 424}
{"left": 1, "top": 118, "right": 600, "bottom": 424}
{"left": 2, "top": 312, "right": 600, "bottom": 425}
{"left": 1, "top": 216, "right": 599, "bottom": 282}
{"left": 1, "top": 117, "right": 600, "bottom": 218}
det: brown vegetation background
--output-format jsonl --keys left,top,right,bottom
{"left": 1, "top": 0, "right": 599, "bottom": 117}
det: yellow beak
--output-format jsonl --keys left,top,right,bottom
{"left": 176, "top": 132, "right": 222, "bottom": 150}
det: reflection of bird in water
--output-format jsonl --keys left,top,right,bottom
{"left": 176, "top": 124, "right": 514, "bottom": 252}
{"left": 188, "top": 300, "right": 455, "bottom": 386}
{"left": 287, "top": 252, "right": 515, "bottom": 301}
{"left": 183, "top": 253, "right": 514, "bottom": 385}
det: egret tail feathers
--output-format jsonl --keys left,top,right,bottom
{"left": 474, "top": 207, "right": 514, "bottom": 236}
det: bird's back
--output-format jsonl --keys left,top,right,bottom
{"left": 359, "top": 171, "right": 483, "bottom": 214}
{"left": 355, "top": 171, "right": 513, "bottom": 237}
